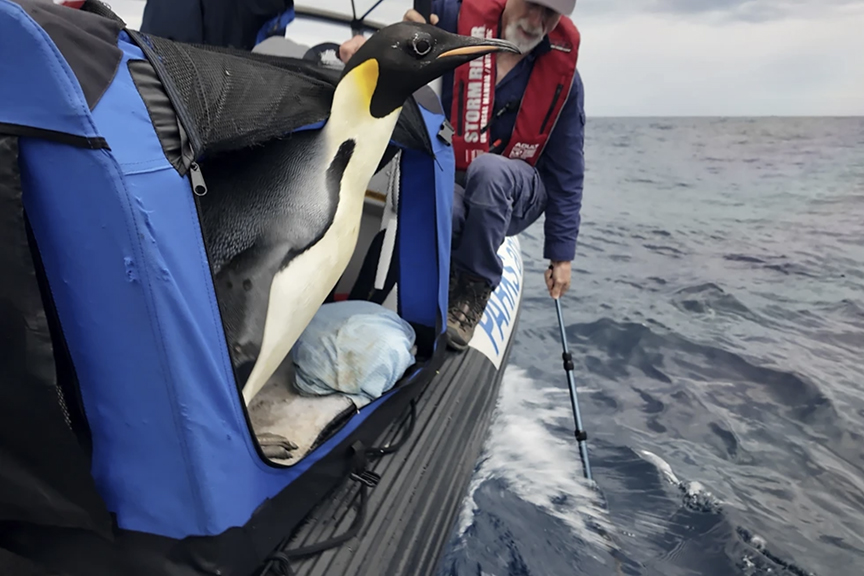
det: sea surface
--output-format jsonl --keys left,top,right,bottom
{"left": 436, "top": 117, "right": 864, "bottom": 576}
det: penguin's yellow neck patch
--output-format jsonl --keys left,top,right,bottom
{"left": 346, "top": 58, "right": 379, "bottom": 110}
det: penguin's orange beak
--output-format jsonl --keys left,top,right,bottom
{"left": 437, "top": 38, "right": 521, "bottom": 59}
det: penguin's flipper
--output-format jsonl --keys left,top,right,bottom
{"left": 197, "top": 132, "right": 339, "bottom": 395}
{"left": 236, "top": 141, "right": 359, "bottom": 405}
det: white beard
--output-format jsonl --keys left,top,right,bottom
{"left": 503, "top": 18, "right": 545, "bottom": 53}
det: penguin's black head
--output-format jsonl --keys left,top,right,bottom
{"left": 341, "top": 21, "right": 519, "bottom": 119}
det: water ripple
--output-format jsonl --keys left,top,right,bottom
{"left": 442, "top": 117, "right": 864, "bottom": 576}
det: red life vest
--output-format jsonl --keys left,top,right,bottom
{"left": 450, "top": 0, "right": 580, "bottom": 170}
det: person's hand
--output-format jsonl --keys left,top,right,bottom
{"left": 403, "top": 9, "right": 439, "bottom": 25}
{"left": 338, "top": 34, "right": 367, "bottom": 63}
{"left": 545, "top": 261, "right": 572, "bottom": 299}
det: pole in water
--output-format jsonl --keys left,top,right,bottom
{"left": 554, "top": 297, "right": 592, "bottom": 481}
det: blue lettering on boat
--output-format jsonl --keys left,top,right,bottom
{"left": 476, "top": 239, "right": 523, "bottom": 356}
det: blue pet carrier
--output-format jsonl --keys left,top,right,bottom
{"left": 0, "top": 0, "right": 455, "bottom": 573}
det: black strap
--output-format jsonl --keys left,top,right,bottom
{"left": 259, "top": 398, "right": 418, "bottom": 575}
{"left": 259, "top": 442, "right": 377, "bottom": 576}
{"left": 0, "top": 123, "right": 108, "bottom": 150}
{"left": 263, "top": 483, "right": 370, "bottom": 575}
{"left": 366, "top": 400, "right": 417, "bottom": 458}
{"left": 347, "top": 228, "right": 400, "bottom": 305}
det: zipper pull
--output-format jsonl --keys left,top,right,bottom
{"left": 189, "top": 162, "right": 207, "bottom": 196}
{"left": 480, "top": 101, "right": 517, "bottom": 134}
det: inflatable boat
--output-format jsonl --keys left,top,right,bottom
{"left": 0, "top": 1, "right": 523, "bottom": 575}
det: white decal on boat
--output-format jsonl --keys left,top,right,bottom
{"left": 469, "top": 236, "right": 524, "bottom": 369}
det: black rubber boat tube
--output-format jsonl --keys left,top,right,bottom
{"left": 554, "top": 297, "right": 593, "bottom": 481}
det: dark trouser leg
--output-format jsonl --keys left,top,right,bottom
{"left": 452, "top": 154, "right": 547, "bottom": 289}
{"left": 447, "top": 154, "right": 546, "bottom": 350}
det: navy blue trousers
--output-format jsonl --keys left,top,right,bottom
{"left": 451, "top": 154, "right": 547, "bottom": 289}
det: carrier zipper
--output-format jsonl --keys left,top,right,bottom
{"left": 540, "top": 83, "right": 564, "bottom": 134}
{"left": 189, "top": 161, "right": 208, "bottom": 196}
{"left": 480, "top": 100, "right": 517, "bottom": 134}
{"left": 456, "top": 80, "right": 465, "bottom": 136}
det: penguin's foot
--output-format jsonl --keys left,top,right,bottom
{"left": 257, "top": 432, "right": 299, "bottom": 460}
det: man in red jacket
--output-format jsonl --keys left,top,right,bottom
{"left": 340, "top": 0, "right": 585, "bottom": 351}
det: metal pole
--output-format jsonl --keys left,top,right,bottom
{"left": 554, "top": 298, "right": 592, "bottom": 481}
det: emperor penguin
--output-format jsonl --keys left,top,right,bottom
{"left": 197, "top": 22, "right": 519, "bottom": 406}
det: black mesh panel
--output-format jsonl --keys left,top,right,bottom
{"left": 125, "top": 31, "right": 432, "bottom": 171}
{"left": 130, "top": 31, "right": 336, "bottom": 160}
{"left": 0, "top": 135, "right": 112, "bottom": 537}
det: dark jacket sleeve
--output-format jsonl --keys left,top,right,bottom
{"left": 141, "top": 0, "right": 294, "bottom": 51}
{"left": 140, "top": 0, "right": 204, "bottom": 44}
{"left": 432, "top": 0, "right": 452, "bottom": 24}
{"left": 245, "top": 0, "right": 294, "bottom": 16}
{"left": 537, "top": 69, "right": 585, "bottom": 262}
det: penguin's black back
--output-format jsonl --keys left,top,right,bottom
{"left": 196, "top": 130, "right": 349, "bottom": 379}
{"left": 198, "top": 131, "right": 331, "bottom": 272}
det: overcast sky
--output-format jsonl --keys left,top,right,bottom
{"left": 111, "top": 0, "right": 864, "bottom": 116}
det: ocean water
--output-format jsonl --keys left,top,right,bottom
{"left": 437, "top": 117, "right": 864, "bottom": 576}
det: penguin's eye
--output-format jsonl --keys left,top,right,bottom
{"left": 412, "top": 36, "right": 432, "bottom": 58}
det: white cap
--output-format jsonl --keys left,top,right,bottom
{"left": 531, "top": 0, "right": 576, "bottom": 16}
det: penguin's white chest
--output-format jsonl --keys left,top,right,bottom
{"left": 289, "top": 174, "right": 365, "bottom": 292}
{"left": 239, "top": 60, "right": 401, "bottom": 405}
{"left": 239, "top": 135, "right": 387, "bottom": 405}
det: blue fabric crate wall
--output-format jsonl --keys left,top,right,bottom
{"left": 396, "top": 104, "right": 454, "bottom": 340}
{"left": 1, "top": 0, "right": 453, "bottom": 541}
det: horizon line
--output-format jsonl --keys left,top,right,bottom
{"left": 584, "top": 114, "right": 864, "bottom": 119}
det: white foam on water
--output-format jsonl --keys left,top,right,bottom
{"left": 639, "top": 450, "right": 682, "bottom": 486}
{"left": 455, "top": 366, "right": 617, "bottom": 554}
{"left": 750, "top": 534, "right": 767, "bottom": 551}
{"left": 686, "top": 480, "right": 707, "bottom": 496}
